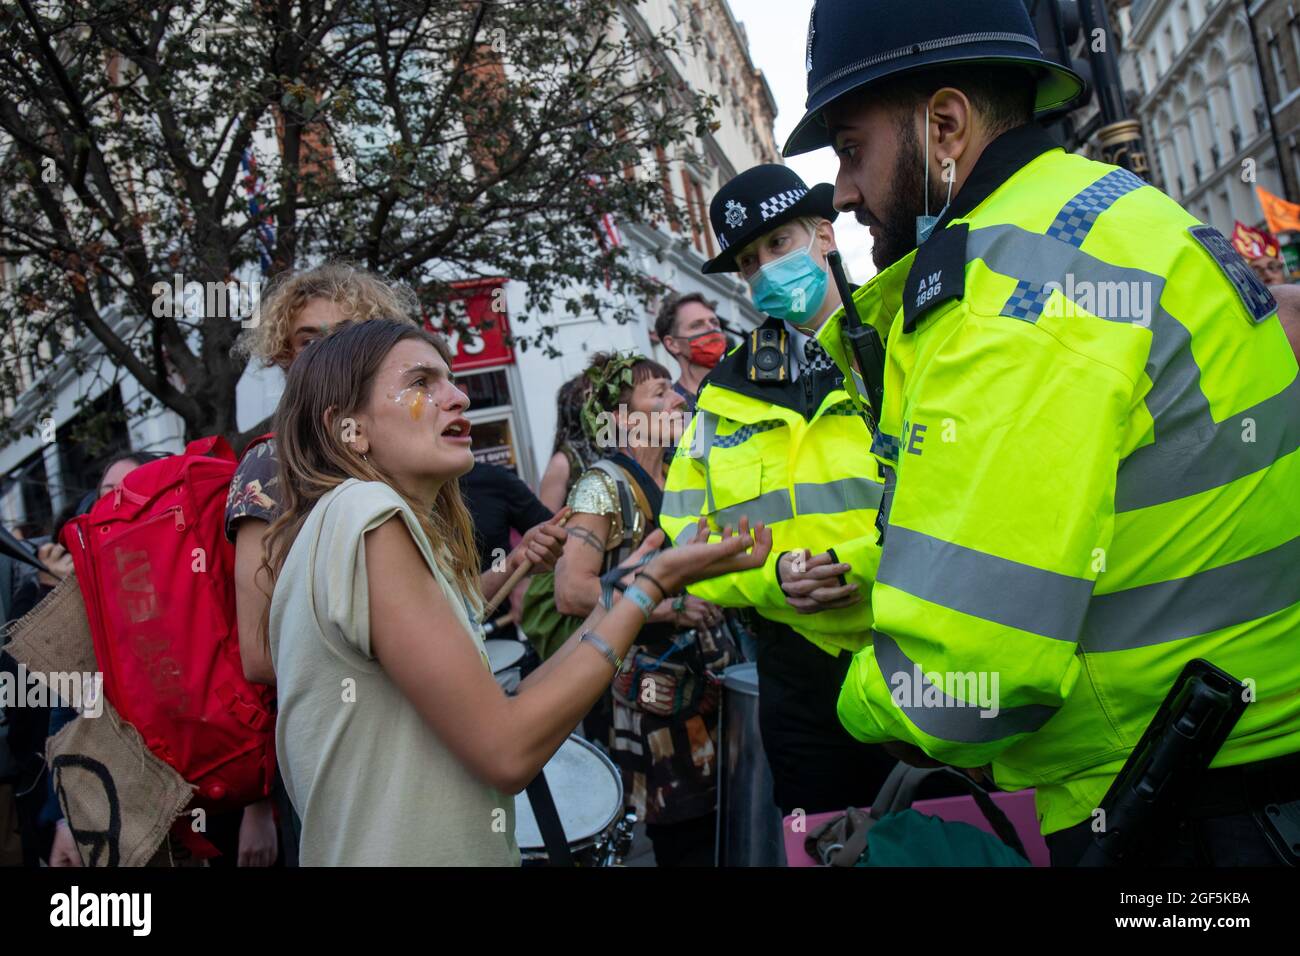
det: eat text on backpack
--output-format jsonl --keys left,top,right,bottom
{"left": 61, "top": 436, "right": 276, "bottom": 845}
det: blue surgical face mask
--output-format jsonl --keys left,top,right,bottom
{"left": 746, "top": 233, "right": 829, "bottom": 322}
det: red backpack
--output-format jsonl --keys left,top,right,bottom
{"left": 61, "top": 435, "right": 276, "bottom": 829}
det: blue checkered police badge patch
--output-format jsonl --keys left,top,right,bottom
{"left": 1188, "top": 225, "right": 1278, "bottom": 324}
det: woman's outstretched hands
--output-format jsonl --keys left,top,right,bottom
{"left": 649, "top": 516, "right": 771, "bottom": 594}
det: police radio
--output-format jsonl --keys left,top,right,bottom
{"left": 747, "top": 326, "right": 790, "bottom": 383}
{"left": 827, "top": 251, "right": 886, "bottom": 417}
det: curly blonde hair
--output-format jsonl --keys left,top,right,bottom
{"left": 238, "top": 262, "right": 422, "bottom": 369}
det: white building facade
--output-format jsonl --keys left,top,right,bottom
{"left": 1122, "top": 0, "right": 1286, "bottom": 232}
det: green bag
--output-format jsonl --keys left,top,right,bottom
{"left": 858, "top": 809, "right": 1030, "bottom": 867}
{"left": 806, "top": 763, "right": 1031, "bottom": 867}
{"left": 519, "top": 572, "right": 581, "bottom": 662}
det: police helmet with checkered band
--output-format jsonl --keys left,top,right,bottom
{"left": 702, "top": 164, "right": 838, "bottom": 275}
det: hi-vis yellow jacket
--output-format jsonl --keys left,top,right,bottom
{"left": 660, "top": 319, "right": 883, "bottom": 656}
{"left": 825, "top": 125, "right": 1300, "bottom": 835}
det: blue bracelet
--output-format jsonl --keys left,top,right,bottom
{"left": 599, "top": 563, "right": 630, "bottom": 610}
{"left": 622, "top": 583, "right": 657, "bottom": 621}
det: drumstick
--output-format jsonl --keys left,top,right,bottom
{"left": 481, "top": 511, "right": 571, "bottom": 622}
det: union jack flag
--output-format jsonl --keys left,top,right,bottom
{"left": 240, "top": 147, "right": 276, "bottom": 274}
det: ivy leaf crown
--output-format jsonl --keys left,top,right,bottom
{"left": 580, "top": 351, "right": 646, "bottom": 441}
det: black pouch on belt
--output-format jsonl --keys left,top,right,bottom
{"left": 1182, "top": 750, "right": 1300, "bottom": 866}
{"left": 1246, "top": 754, "right": 1300, "bottom": 865}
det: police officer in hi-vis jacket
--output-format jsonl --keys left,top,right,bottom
{"left": 788, "top": 0, "right": 1300, "bottom": 865}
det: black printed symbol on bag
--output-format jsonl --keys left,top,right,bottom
{"left": 52, "top": 753, "right": 122, "bottom": 867}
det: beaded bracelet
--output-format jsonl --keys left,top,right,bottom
{"left": 634, "top": 568, "right": 671, "bottom": 602}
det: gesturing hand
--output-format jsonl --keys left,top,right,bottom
{"left": 648, "top": 516, "right": 772, "bottom": 595}
{"left": 37, "top": 542, "right": 75, "bottom": 588}
{"left": 48, "top": 821, "right": 82, "bottom": 867}
{"left": 237, "top": 799, "right": 278, "bottom": 867}
{"left": 778, "top": 549, "right": 861, "bottom": 614}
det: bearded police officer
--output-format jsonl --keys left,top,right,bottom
{"left": 660, "top": 165, "right": 894, "bottom": 816}
{"left": 788, "top": 0, "right": 1300, "bottom": 865}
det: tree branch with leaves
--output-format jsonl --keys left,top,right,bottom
{"left": 0, "top": 0, "right": 713, "bottom": 454}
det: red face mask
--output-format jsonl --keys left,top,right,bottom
{"left": 680, "top": 330, "right": 727, "bottom": 369}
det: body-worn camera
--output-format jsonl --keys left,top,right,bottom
{"left": 747, "top": 326, "right": 789, "bottom": 383}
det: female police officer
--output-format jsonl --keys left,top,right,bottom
{"left": 660, "top": 165, "right": 893, "bottom": 816}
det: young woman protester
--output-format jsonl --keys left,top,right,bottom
{"left": 227, "top": 263, "right": 565, "bottom": 865}
{"left": 230, "top": 262, "right": 562, "bottom": 683}
{"left": 553, "top": 352, "right": 740, "bottom": 867}
{"left": 260, "top": 319, "right": 769, "bottom": 865}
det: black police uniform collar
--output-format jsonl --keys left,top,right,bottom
{"left": 902, "top": 124, "right": 1060, "bottom": 333}
{"left": 700, "top": 316, "right": 841, "bottom": 421}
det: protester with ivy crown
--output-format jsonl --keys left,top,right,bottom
{"left": 554, "top": 351, "right": 741, "bottom": 866}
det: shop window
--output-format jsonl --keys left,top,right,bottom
{"left": 469, "top": 416, "right": 517, "bottom": 471}
{"left": 458, "top": 368, "right": 512, "bottom": 410}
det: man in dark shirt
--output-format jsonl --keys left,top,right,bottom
{"left": 459, "top": 462, "right": 553, "bottom": 645}
{"left": 461, "top": 462, "right": 554, "bottom": 572}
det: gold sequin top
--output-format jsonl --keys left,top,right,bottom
{"left": 566, "top": 466, "right": 646, "bottom": 552}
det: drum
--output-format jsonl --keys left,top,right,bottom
{"left": 485, "top": 639, "right": 526, "bottom": 693}
{"left": 514, "top": 734, "right": 632, "bottom": 866}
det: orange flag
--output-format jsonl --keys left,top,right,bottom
{"left": 1255, "top": 185, "right": 1300, "bottom": 235}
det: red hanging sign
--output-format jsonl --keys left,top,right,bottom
{"left": 425, "top": 278, "right": 514, "bottom": 372}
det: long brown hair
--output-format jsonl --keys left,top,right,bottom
{"left": 260, "top": 319, "right": 482, "bottom": 641}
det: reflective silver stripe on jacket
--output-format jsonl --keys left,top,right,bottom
{"left": 873, "top": 629, "right": 1060, "bottom": 744}
{"left": 878, "top": 526, "right": 1093, "bottom": 643}
{"left": 967, "top": 223, "right": 1300, "bottom": 511}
